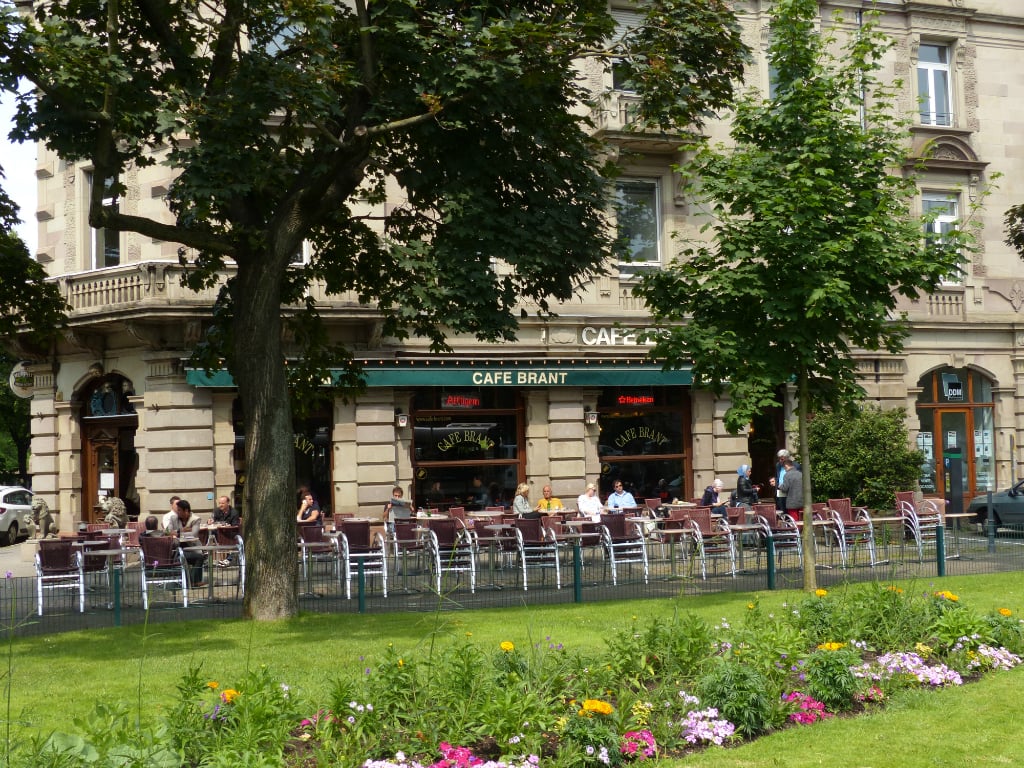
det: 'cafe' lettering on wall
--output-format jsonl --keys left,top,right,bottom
{"left": 613, "top": 426, "right": 669, "bottom": 450}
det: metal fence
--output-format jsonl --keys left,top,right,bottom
{"left": 3, "top": 521, "right": 1022, "bottom": 638}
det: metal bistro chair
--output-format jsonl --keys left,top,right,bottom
{"left": 298, "top": 524, "right": 339, "bottom": 584}
{"left": 424, "top": 518, "right": 476, "bottom": 594}
{"left": 896, "top": 492, "right": 945, "bottom": 562}
{"left": 138, "top": 535, "right": 190, "bottom": 609}
{"left": 35, "top": 539, "right": 85, "bottom": 616}
{"left": 390, "top": 519, "right": 425, "bottom": 591}
{"left": 599, "top": 513, "right": 649, "bottom": 585}
{"left": 338, "top": 519, "right": 388, "bottom": 599}
{"left": 511, "top": 517, "right": 561, "bottom": 591}
{"left": 686, "top": 507, "right": 736, "bottom": 579}
{"left": 828, "top": 497, "right": 879, "bottom": 567}
{"left": 753, "top": 503, "right": 802, "bottom": 569}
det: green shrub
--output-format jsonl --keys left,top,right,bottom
{"left": 696, "top": 658, "right": 778, "bottom": 737}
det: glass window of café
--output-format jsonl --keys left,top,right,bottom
{"left": 411, "top": 389, "right": 524, "bottom": 510}
{"left": 232, "top": 399, "right": 333, "bottom": 516}
{"left": 595, "top": 387, "right": 691, "bottom": 503}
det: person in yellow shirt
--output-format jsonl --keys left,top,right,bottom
{"left": 535, "top": 485, "right": 565, "bottom": 513}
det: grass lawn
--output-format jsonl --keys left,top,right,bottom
{"left": 4, "top": 571, "right": 1022, "bottom": 765}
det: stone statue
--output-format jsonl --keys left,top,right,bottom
{"left": 27, "top": 497, "right": 59, "bottom": 539}
{"left": 100, "top": 496, "right": 128, "bottom": 529}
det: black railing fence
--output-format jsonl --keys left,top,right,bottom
{"left": 3, "top": 520, "right": 1022, "bottom": 638}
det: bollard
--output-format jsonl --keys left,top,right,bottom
{"left": 936, "top": 525, "right": 945, "bottom": 577}
{"left": 572, "top": 540, "right": 582, "bottom": 604}
{"left": 765, "top": 537, "right": 776, "bottom": 590}
{"left": 113, "top": 566, "right": 122, "bottom": 626}
{"left": 986, "top": 491, "right": 997, "bottom": 554}
{"left": 358, "top": 559, "right": 366, "bottom": 614}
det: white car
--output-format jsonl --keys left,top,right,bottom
{"left": 0, "top": 486, "right": 33, "bottom": 546}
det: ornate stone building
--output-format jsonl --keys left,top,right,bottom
{"left": 15, "top": 0, "right": 1024, "bottom": 525}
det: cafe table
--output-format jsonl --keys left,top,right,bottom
{"left": 72, "top": 541, "right": 126, "bottom": 611}
{"left": 479, "top": 524, "right": 516, "bottom": 590}
{"left": 190, "top": 543, "right": 242, "bottom": 601}
{"left": 943, "top": 512, "right": 975, "bottom": 560}
{"left": 727, "top": 522, "right": 762, "bottom": 573}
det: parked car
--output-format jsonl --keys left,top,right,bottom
{"left": 0, "top": 486, "right": 33, "bottom": 546}
{"left": 967, "top": 480, "right": 1024, "bottom": 528}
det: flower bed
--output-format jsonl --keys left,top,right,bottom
{"left": 16, "top": 585, "right": 1024, "bottom": 767}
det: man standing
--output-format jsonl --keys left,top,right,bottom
{"left": 779, "top": 459, "right": 804, "bottom": 519}
{"left": 607, "top": 481, "right": 637, "bottom": 511}
{"left": 213, "top": 495, "right": 241, "bottom": 526}
{"left": 774, "top": 450, "right": 790, "bottom": 511}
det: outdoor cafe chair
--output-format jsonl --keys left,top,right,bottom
{"left": 828, "top": 498, "right": 879, "bottom": 567}
{"left": 686, "top": 507, "right": 736, "bottom": 580}
{"left": 511, "top": 517, "right": 561, "bottom": 591}
{"left": 599, "top": 513, "right": 649, "bottom": 585}
{"left": 424, "top": 518, "right": 476, "bottom": 594}
{"left": 35, "top": 539, "right": 85, "bottom": 616}
{"left": 895, "top": 491, "right": 944, "bottom": 562}
{"left": 337, "top": 520, "right": 388, "bottom": 599}
{"left": 138, "top": 535, "right": 190, "bottom": 609}
{"left": 753, "top": 504, "right": 802, "bottom": 569}
{"left": 298, "top": 524, "right": 339, "bottom": 582}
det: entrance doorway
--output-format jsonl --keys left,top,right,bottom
{"left": 915, "top": 368, "right": 994, "bottom": 512}
{"left": 79, "top": 374, "right": 139, "bottom": 522}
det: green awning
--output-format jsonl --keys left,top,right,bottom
{"left": 186, "top": 359, "right": 692, "bottom": 388}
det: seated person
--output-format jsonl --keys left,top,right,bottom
{"left": 384, "top": 486, "right": 413, "bottom": 522}
{"left": 297, "top": 489, "right": 322, "bottom": 526}
{"left": 535, "top": 485, "right": 564, "bottom": 514}
{"left": 512, "top": 483, "right": 540, "bottom": 518}
{"left": 700, "top": 479, "right": 729, "bottom": 517}
{"left": 213, "top": 495, "right": 241, "bottom": 526}
{"left": 577, "top": 483, "right": 603, "bottom": 521}
{"left": 606, "top": 481, "right": 637, "bottom": 511}
{"left": 165, "top": 499, "right": 205, "bottom": 586}
{"left": 140, "top": 515, "right": 161, "bottom": 536}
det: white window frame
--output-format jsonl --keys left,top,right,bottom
{"left": 86, "top": 170, "right": 121, "bottom": 270}
{"left": 922, "top": 191, "right": 961, "bottom": 285}
{"left": 917, "top": 43, "right": 953, "bottom": 127}
{"left": 614, "top": 178, "right": 662, "bottom": 271}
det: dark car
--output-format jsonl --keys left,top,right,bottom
{"left": 967, "top": 481, "right": 1024, "bottom": 528}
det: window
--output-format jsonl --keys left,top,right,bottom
{"left": 918, "top": 43, "right": 952, "bottom": 127}
{"left": 87, "top": 171, "right": 120, "bottom": 268}
{"left": 609, "top": 9, "right": 641, "bottom": 93}
{"left": 922, "top": 192, "right": 961, "bottom": 285}
{"left": 614, "top": 179, "right": 661, "bottom": 269}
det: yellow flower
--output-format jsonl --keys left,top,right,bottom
{"left": 580, "top": 699, "right": 614, "bottom": 716}
{"left": 999, "top": 608, "right": 1013, "bottom": 617}
{"left": 815, "top": 588, "right": 828, "bottom": 598}
{"left": 220, "top": 689, "right": 239, "bottom": 704}
{"left": 500, "top": 641, "right": 515, "bottom": 653}
{"left": 816, "top": 642, "right": 846, "bottom": 652}
{"left": 915, "top": 642, "right": 933, "bottom": 658}
{"left": 397, "top": 658, "right": 404, "bottom": 667}
{"left": 886, "top": 585, "right": 904, "bottom": 594}
{"left": 747, "top": 603, "right": 755, "bottom": 610}
{"left": 206, "top": 681, "right": 219, "bottom": 690}
{"left": 935, "top": 590, "right": 959, "bottom": 602}
{"left": 465, "top": 632, "right": 473, "bottom": 637}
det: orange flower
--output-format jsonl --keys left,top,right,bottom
{"left": 999, "top": 608, "right": 1012, "bottom": 617}
{"left": 221, "top": 688, "right": 239, "bottom": 704}
{"left": 579, "top": 699, "right": 614, "bottom": 716}
{"left": 206, "top": 681, "right": 219, "bottom": 690}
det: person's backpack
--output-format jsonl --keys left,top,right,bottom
{"left": 729, "top": 490, "right": 739, "bottom": 505}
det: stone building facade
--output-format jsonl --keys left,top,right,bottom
{"left": 14, "top": 0, "right": 1024, "bottom": 525}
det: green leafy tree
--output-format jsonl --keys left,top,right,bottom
{"left": 0, "top": 351, "right": 31, "bottom": 485}
{"left": 1, "top": 0, "right": 746, "bottom": 618}
{"left": 634, "top": 0, "right": 966, "bottom": 589}
{"left": 803, "top": 405, "right": 923, "bottom": 511}
{"left": 0, "top": 177, "right": 67, "bottom": 348}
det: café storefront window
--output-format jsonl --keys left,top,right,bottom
{"left": 232, "top": 399, "right": 333, "bottom": 516}
{"left": 596, "top": 387, "right": 690, "bottom": 502}
{"left": 412, "top": 389, "right": 524, "bottom": 510}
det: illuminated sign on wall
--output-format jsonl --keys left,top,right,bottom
{"left": 441, "top": 391, "right": 482, "bottom": 409}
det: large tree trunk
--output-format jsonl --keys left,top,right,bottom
{"left": 798, "top": 368, "right": 818, "bottom": 591}
{"left": 233, "top": 256, "right": 299, "bottom": 620}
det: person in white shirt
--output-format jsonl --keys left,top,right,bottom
{"left": 161, "top": 495, "right": 180, "bottom": 531}
{"left": 606, "top": 481, "right": 637, "bottom": 511}
{"left": 576, "top": 482, "right": 604, "bottom": 521}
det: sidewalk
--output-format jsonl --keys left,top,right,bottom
{"left": 0, "top": 539, "right": 39, "bottom": 578}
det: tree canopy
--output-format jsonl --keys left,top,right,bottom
{"left": 1, "top": 0, "right": 747, "bottom": 618}
{"left": 634, "top": 0, "right": 965, "bottom": 587}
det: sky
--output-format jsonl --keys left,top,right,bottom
{"left": 0, "top": 87, "right": 40, "bottom": 254}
